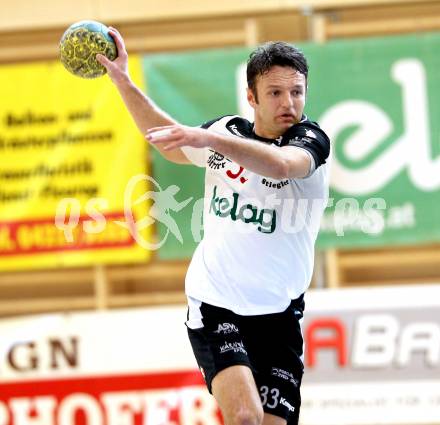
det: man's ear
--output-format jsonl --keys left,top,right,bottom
{"left": 247, "top": 87, "right": 257, "bottom": 108}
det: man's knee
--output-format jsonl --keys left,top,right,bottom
{"left": 231, "top": 405, "right": 264, "bottom": 425}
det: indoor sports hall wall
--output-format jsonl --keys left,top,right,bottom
{"left": 2, "top": 31, "right": 440, "bottom": 268}
{"left": 0, "top": 2, "right": 440, "bottom": 424}
{"left": 0, "top": 0, "right": 439, "bottom": 314}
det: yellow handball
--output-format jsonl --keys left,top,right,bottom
{"left": 59, "top": 20, "right": 117, "bottom": 79}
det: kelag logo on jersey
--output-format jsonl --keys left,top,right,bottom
{"left": 209, "top": 186, "right": 276, "bottom": 234}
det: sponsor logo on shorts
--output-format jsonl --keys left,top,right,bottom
{"left": 280, "top": 397, "right": 295, "bottom": 413}
{"left": 213, "top": 322, "right": 239, "bottom": 334}
{"left": 199, "top": 367, "right": 206, "bottom": 379}
{"left": 220, "top": 341, "right": 247, "bottom": 354}
{"left": 271, "top": 367, "right": 299, "bottom": 386}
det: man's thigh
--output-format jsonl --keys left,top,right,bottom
{"left": 187, "top": 302, "right": 263, "bottom": 424}
{"left": 263, "top": 413, "right": 287, "bottom": 425}
{"left": 186, "top": 301, "right": 253, "bottom": 392}
{"left": 212, "top": 365, "right": 263, "bottom": 425}
{"left": 243, "top": 299, "right": 304, "bottom": 425}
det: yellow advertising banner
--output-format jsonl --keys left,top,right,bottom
{"left": 0, "top": 56, "right": 151, "bottom": 271}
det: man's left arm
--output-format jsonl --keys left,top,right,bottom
{"left": 210, "top": 133, "right": 312, "bottom": 179}
{"left": 147, "top": 124, "right": 329, "bottom": 179}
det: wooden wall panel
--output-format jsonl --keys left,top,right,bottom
{"left": 324, "top": 1, "right": 440, "bottom": 38}
{"left": 0, "top": 0, "right": 96, "bottom": 31}
{"left": 0, "top": 262, "right": 188, "bottom": 318}
{"left": 325, "top": 244, "right": 440, "bottom": 287}
{"left": 97, "top": 0, "right": 289, "bottom": 22}
{"left": 0, "top": 13, "right": 307, "bottom": 65}
{"left": 295, "top": 0, "right": 435, "bottom": 10}
{"left": 254, "top": 14, "right": 309, "bottom": 44}
{"left": 0, "top": 0, "right": 293, "bottom": 32}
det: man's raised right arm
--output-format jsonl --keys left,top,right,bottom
{"left": 96, "top": 27, "right": 190, "bottom": 164}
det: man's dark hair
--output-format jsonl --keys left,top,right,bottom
{"left": 247, "top": 41, "right": 308, "bottom": 100}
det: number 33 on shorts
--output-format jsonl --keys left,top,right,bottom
{"left": 259, "top": 385, "right": 280, "bottom": 408}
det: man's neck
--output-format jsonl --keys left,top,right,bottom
{"left": 253, "top": 123, "right": 283, "bottom": 140}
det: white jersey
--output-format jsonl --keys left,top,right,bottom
{"left": 183, "top": 115, "right": 330, "bottom": 315}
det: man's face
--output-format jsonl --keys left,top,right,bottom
{"left": 247, "top": 65, "right": 306, "bottom": 139}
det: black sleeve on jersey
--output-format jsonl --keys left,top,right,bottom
{"left": 224, "top": 116, "right": 254, "bottom": 137}
{"left": 200, "top": 115, "right": 233, "bottom": 129}
{"left": 280, "top": 121, "right": 330, "bottom": 168}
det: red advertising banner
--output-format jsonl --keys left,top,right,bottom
{"left": 0, "top": 286, "right": 439, "bottom": 425}
{"left": 0, "top": 372, "right": 220, "bottom": 425}
{"left": 0, "top": 213, "right": 134, "bottom": 256}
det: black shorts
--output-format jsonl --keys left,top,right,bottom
{"left": 186, "top": 295, "right": 305, "bottom": 424}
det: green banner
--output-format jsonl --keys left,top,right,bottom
{"left": 143, "top": 33, "right": 440, "bottom": 258}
